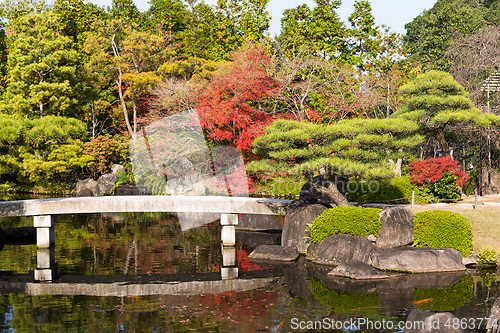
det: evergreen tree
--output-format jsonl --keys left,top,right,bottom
{"left": 2, "top": 12, "right": 78, "bottom": 117}
{"left": 394, "top": 70, "right": 500, "bottom": 154}
{"left": 247, "top": 118, "right": 423, "bottom": 206}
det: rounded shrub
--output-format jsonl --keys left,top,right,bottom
{"left": 413, "top": 210, "right": 473, "bottom": 256}
{"left": 310, "top": 206, "right": 382, "bottom": 243}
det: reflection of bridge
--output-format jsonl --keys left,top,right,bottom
{"left": 0, "top": 196, "right": 291, "bottom": 281}
{"left": 0, "top": 269, "right": 283, "bottom": 297}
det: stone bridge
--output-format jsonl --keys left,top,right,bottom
{"left": 0, "top": 195, "right": 291, "bottom": 281}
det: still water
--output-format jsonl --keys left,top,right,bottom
{"left": 0, "top": 211, "right": 498, "bottom": 332}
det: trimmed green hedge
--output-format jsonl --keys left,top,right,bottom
{"left": 414, "top": 210, "right": 473, "bottom": 256}
{"left": 352, "top": 176, "right": 434, "bottom": 204}
{"left": 310, "top": 206, "right": 382, "bottom": 243}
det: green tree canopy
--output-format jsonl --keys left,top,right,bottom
{"left": 247, "top": 118, "right": 423, "bottom": 205}
{"left": 1, "top": 12, "right": 77, "bottom": 117}
{"left": 404, "top": 0, "right": 488, "bottom": 70}
{"left": 394, "top": 70, "right": 500, "bottom": 154}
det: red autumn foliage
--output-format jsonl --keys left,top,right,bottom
{"left": 196, "top": 44, "right": 283, "bottom": 150}
{"left": 409, "top": 156, "right": 469, "bottom": 187}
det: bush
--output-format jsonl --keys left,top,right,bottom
{"left": 83, "top": 134, "right": 130, "bottom": 179}
{"left": 413, "top": 210, "right": 473, "bottom": 256}
{"left": 310, "top": 206, "right": 382, "bottom": 243}
{"left": 353, "top": 176, "right": 434, "bottom": 204}
{"left": 478, "top": 247, "right": 497, "bottom": 265}
{"left": 409, "top": 156, "right": 468, "bottom": 202}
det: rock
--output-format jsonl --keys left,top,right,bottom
{"left": 299, "top": 175, "right": 346, "bottom": 206}
{"left": 236, "top": 231, "right": 281, "bottom": 248}
{"left": 307, "top": 234, "right": 374, "bottom": 265}
{"left": 4, "top": 227, "right": 36, "bottom": 245}
{"left": 376, "top": 207, "right": 415, "bottom": 249}
{"left": 248, "top": 245, "right": 299, "bottom": 262}
{"left": 367, "top": 234, "right": 377, "bottom": 242}
{"left": 76, "top": 188, "right": 94, "bottom": 197}
{"left": 76, "top": 178, "right": 97, "bottom": 193}
{"left": 111, "top": 164, "right": 126, "bottom": 174}
{"left": 327, "top": 259, "right": 389, "bottom": 280}
{"left": 371, "top": 247, "right": 466, "bottom": 273}
{"left": 404, "top": 310, "right": 462, "bottom": 333}
{"left": 236, "top": 214, "right": 282, "bottom": 232}
{"left": 93, "top": 173, "right": 120, "bottom": 196}
{"left": 282, "top": 200, "right": 330, "bottom": 253}
{"left": 113, "top": 184, "right": 150, "bottom": 196}
{"left": 462, "top": 254, "right": 478, "bottom": 266}
{"left": 487, "top": 297, "right": 500, "bottom": 333}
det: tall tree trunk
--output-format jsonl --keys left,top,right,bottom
{"left": 116, "top": 70, "right": 134, "bottom": 137}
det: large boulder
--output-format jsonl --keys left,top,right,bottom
{"left": 488, "top": 297, "right": 500, "bottom": 333}
{"left": 113, "top": 184, "right": 150, "bottom": 196}
{"left": 76, "top": 188, "right": 94, "bottom": 197}
{"left": 404, "top": 310, "right": 462, "bottom": 333}
{"left": 282, "top": 200, "right": 330, "bottom": 253}
{"left": 236, "top": 214, "right": 282, "bottom": 232}
{"left": 248, "top": 245, "right": 299, "bottom": 262}
{"left": 307, "top": 234, "right": 374, "bottom": 265}
{"left": 376, "top": 207, "right": 415, "bottom": 249}
{"left": 371, "top": 247, "right": 466, "bottom": 273}
{"left": 76, "top": 178, "right": 97, "bottom": 193}
{"left": 111, "top": 164, "right": 126, "bottom": 174}
{"left": 327, "top": 259, "right": 389, "bottom": 280}
{"left": 299, "top": 175, "right": 346, "bottom": 206}
{"left": 93, "top": 173, "right": 120, "bottom": 196}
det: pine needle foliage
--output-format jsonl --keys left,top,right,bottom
{"left": 394, "top": 70, "right": 500, "bottom": 152}
{"left": 248, "top": 118, "right": 423, "bottom": 180}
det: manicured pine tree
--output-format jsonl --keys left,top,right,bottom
{"left": 394, "top": 70, "right": 500, "bottom": 154}
{"left": 247, "top": 118, "right": 423, "bottom": 206}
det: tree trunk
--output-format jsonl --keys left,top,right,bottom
{"left": 311, "top": 176, "right": 350, "bottom": 206}
{"left": 435, "top": 127, "right": 449, "bottom": 156}
{"left": 116, "top": 71, "right": 134, "bottom": 137}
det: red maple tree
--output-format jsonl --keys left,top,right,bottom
{"left": 196, "top": 44, "right": 284, "bottom": 150}
{"left": 409, "top": 156, "right": 468, "bottom": 187}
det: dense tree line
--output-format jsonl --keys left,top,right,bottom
{"left": 0, "top": 0, "right": 498, "bottom": 197}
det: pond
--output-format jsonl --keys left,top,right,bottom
{"left": 0, "top": 210, "right": 498, "bottom": 332}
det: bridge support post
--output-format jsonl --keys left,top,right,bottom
{"left": 220, "top": 214, "right": 238, "bottom": 279}
{"left": 220, "top": 214, "right": 237, "bottom": 246}
{"left": 34, "top": 246, "right": 57, "bottom": 282}
{"left": 33, "top": 215, "right": 56, "bottom": 248}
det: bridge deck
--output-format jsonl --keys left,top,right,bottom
{"left": 0, "top": 195, "right": 292, "bottom": 217}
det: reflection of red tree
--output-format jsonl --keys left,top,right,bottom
{"left": 236, "top": 243, "right": 271, "bottom": 272}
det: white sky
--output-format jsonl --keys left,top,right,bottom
{"left": 89, "top": 0, "right": 437, "bottom": 36}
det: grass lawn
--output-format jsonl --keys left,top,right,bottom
{"left": 456, "top": 210, "right": 500, "bottom": 255}
{"left": 412, "top": 207, "right": 500, "bottom": 255}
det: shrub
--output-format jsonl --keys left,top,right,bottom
{"left": 413, "top": 210, "right": 473, "bottom": 256}
{"left": 310, "top": 206, "right": 382, "bottom": 243}
{"left": 478, "top": 247, "right": 497, "bottom": 265}
{"left": 409, "top": 156, "right": 468, "bottom": 202}
{"left": 83, "top": 134, "right": 130, "bottom": 179}
{"left": 353, "top": 176, "right": 434, "bottom": 204}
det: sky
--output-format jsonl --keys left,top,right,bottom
{"left": 90, "top": 0, "right": 438, "bottom": 36}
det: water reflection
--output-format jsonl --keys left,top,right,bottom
{"left": 0, "top": 212, "right": 498, "bottom": 331}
